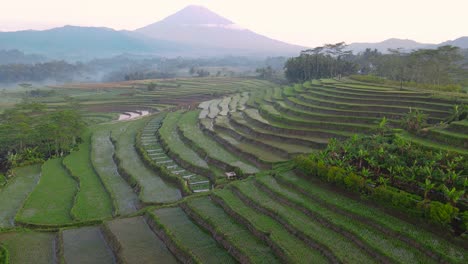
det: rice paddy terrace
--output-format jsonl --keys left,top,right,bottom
{"left": 0, "top": 77, "right": 467, "bottom": 264}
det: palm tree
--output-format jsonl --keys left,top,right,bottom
{"left": 422, "top": 178, "right": 435, "bottom": 201}
{"left": 442, "top": 184, "right": 465, "bottom": 206}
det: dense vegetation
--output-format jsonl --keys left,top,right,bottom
{"left": 0, "top": 102, "right": 84, "bottom": 172}
{"left": 285, "top": 44, "right": 468, "bottom": 92}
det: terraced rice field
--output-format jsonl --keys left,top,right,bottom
{"left": 0, "top": 231, "right": 56, "bottom": 264}
{"left": 111, "top": 117, "right": 182, "bottom": 204}
{"left": 16, "top": 158, "right": 77, "bottom": 225}
{"left": 1, "top": 77, "right": 467, "bottom": 263}
{"left": 104, "top": 216, "right": 177, "bottom": 263}
{"left": 91, "top": 124, "right": 139, "bottom": 215}
{"left": 0, "top": 165, "right": 41, "bottom": 228}
{"left": 62, "top": 226, "right": 115, "bottom": 264}
{"left": 151, "top": 207, "right": 235, "bottom": 263}
{"left": 63, "top": 131, "right": 113, "bottom": 220}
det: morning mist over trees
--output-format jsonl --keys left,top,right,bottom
{"left": 0, "top": 1, "right": 467, "bottom": 263}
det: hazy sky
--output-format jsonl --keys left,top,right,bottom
{"left": 1, "top": 0, "right": 467, "bottom": 47}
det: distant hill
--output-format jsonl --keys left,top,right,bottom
{"left": 346, "top": 38, "right": 434, "bottom": 53}
{"left": 0, "top": 26, "right": 184, "bottom": 60}
{"left": 136, "top": 5, "right": 305, "bottom": 56}
{"left": 439, "top": 37, "right": 468, "bottom": 49}
{"left": 347, "top": 37, "right": 468, "bottom": 54}
{"left": 0, "top": 49, "right": 46, "bottom": 64}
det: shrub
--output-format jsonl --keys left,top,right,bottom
{"left": 293, "top": 155, "right": 316, "bottom": 176}
{"left": 462, "top": 211, "right": 468, "bottom": 233}
{"left": 316, "top": 161, "right": 328, "bottom": 180}
{"left": 426, "top": 202, "right": 459, "bottom": 227}
{"left": 344, "top": 173, "right": 365, "bottom": 192}
{"left": 326, "top": 166, "right": 346, "bottom": 185}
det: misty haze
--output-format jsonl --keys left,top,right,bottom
{"left": 0, "top": 1, "right": 467, "bottom": 264}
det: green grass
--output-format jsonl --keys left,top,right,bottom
{"left": 16, "top": 158, "right": 77, "bottom": 225}
{"left": 159, "top": 111, "right": 210, "bottom": 169}
{"left": 152, "top": 207, "right": 235, "bottom": 263}
{"left": 178, "top": 111, "right": 258, "bottom": 174}
{"left": 185, "top": 197, "right": 280, "bottom": 264}
{"left": 398, "top": 132, "right": 468, "bottom": 155}
{"left": 253, "top": 176, "right": 433, "bottom": 263}
{"left": 275, "top": 172, "right": 468, "bottom": 263}
{"left": 62, "top": 226, "right": 115, "bottom": 264}
{"left": 0, "top": 165, "right": 41, "bottom": 228}
{"left": 216, "top": 115, "right": 312, "bottom": 155}
{"left": 105, "top": 216, "right": 177, "bottom": 263}
{"left": 0, "top": 231, "right": 56, "bottom": 264}
{"left": 63, "top": 131, "right": 113, "bottom": 221}
{"left": 213, "top": 188, "right": 328, "bottom": 263}
{"left": 91, "top": 124, "right": 139, "bottom": 215}
{"left": 214, "top": 129, "right": 287, "bottom": 163}
{"left": 112, "top": 117, "right": 182, "bottom": 204}
{"left": 233, "top": 180, "right": 381, "bottom": 264}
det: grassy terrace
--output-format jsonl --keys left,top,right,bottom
{"left": 296, "top": 93, "right": 450, "bottom": 118}
{"left": 232, "top": 180, "right": 381, "bottom": 264}
{"left": 306, "top": 87, "right": 453, "bottom": 111}
{"left": 273, "top": 100, "right": 389, "bottom": 125}
{"left": 215, "top": 115, "right": 313, "bottom": 156}
{"left": 398, "top": 132, "right": 468, "bottom": 155}
{"left": 141, "top": 116, "right": 210, "bottom": 192}
{"left": 152, "top": 207, "right": 235, "bottom": 263}
{"left": 105, "top": 216, "right": 177, "bottom": 263}
{"left": 63, "top": 131, "right": 113, "bottom": 221}
{"left": 160, "top": 112, "right": 211, "bottom": 170}
{"left": 242, "top": 108, "right": 353, "bottom": 139}
{"left": 229, "top": 112, "right": 329, "bottom": 148}
{"left": 425, "top": 128, "right": 468, "bottom": 147}
{"left": 212, "top": 188, "right": 328, "bottom": 263}
{"left": 184, "top": 196, "right": 280, "bottom": 263}
{"left": 178, "top": 111, "right": 258, "bottom": 174}
{"left": 208, "top": 116, "right": 287, "bottom": 164}
{"left": 259, "top": 103, "right": 377, "bottom": 132}
{"left": 274, "top": 172, "right": 467, "bottom": 263}
{"left": 285, "top": 96, "right": 406, "bottom": 119}
{"left": 62, "top": 226, "right": 115, "bottom": 264}
{"left": 17, "top": 158, "right": 77, "bottom": 225}
{"left": 0, "top": 165, "right": 41, "bottom": 228}
{"left": 253, "top": 176, "right": 434, "bottom": 263}
{"left": 91, "top": 124, "right": 139, "bottom": 215}
{"left": 112, "top": 117, "right": 182, "bottom": 204}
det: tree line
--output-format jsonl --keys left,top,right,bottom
{"left": 0, "top": 102, "right": 85, "bottom": 173}
{"left": 284, "top": 43, "right": 467, "bottom": 91}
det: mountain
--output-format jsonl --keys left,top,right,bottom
{"left": 439, "top": 37, "right": 468, "bottom": 49}
{"left": 0, "top": 26, "right": 185, "bottom": 60}
{"left": 346, "top": 38, "right": 434, "bottom": 53}
{"left": 136, "top": 5, "right": 305, "bottom": 56}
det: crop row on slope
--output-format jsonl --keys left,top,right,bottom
{"left": 111, "top": 117, "right": 182, "bottom": 205}
{"left": 177, "top": 110, "right": 259, "bottom": 176}
{"left": 273, "top": 171, "right": 467, "bottom": 263}
{"left": 0, "top": 165, "right": 41, "bottom": 228}
{"left": 181, "top": 196, "right": 280, "bottom": 264}
{"left": 63, "top": 130, "right": 113, "bottom": 221}
{"left": 91, "top": 124, "right": 139, "bottom": 216}
{"left": 150, "top": 207, "right": 235, "bottom": 263}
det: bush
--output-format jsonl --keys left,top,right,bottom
{"left": 426, "top": 201, "right": 459, "bottom": 227}
{"left": 344, "top": 173, "right": 365, "bottom": 192}
{"left": 462, "top": 211, "right": 468, "bottom": 233}
{"left": 0, "top": 244, "right": 9, "bottom": 264}
{"left": 316, "top": 161, "right": 328, "bottom": 180}
{"left": 326, "top": 166, "right": 346, "bottom": 185}
{"left": 0, "top": 173, "right": 6, "bottom": 186}
{"left": 293, "top": 155, "right": 316, "bottom": 176}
